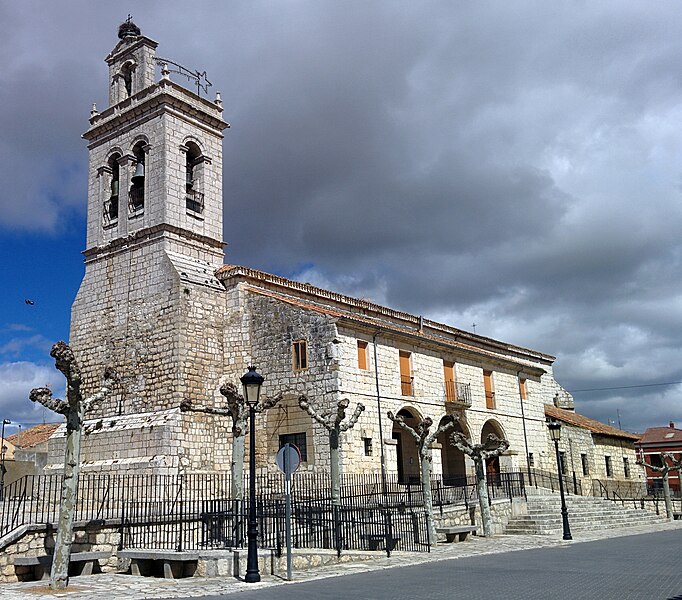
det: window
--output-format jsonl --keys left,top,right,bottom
{"left": 363, "top": 437, "right": 373, "bottom": 456}
{"left": 528, "top": 453, "right": 534, "bottom": 467}
{"left": 292, "top": 340, "right": 308, "bottom": 371}
{"left": 184, "top": 141, "right": 204, "bottom": 214}
{"left": 581, "top": 453, "right": 589, "bottom": 476}
{"left": 279, "top": 432, "right": 307, "bottom": 462}
{"left": 443, "top": 361, "right": 456, "bottom": 401}
{"left": 129, "top": 142, "right": 146, "bottom": 212}
{"left": 357, "top": 340, "right": 369, "bottom": 370}
{"left": 623, "top": 457, "right": 630, "bottom": 478}
{"left": 399, "top": 351, "right": 413, "bottom": 395}
{"left": 519, "top": 378, "right": 527, "bottom": 401}
{"left": 559, "top": 451, "right": 567, "bottom": 475}
{"left": 650, "top": 453, "right": 664, "bottom": 468}
{"left": 605, "top": 456, "right": 613, "bottom": 477}
{"left": 483, "top": 370, "right": 495, "bottom": 409}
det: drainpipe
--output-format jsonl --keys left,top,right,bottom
{"left": 373, "top": 332, "right": 389, "bottom": 502}
{"left": 517, "top": 371, "right": 531, "bottom": 477}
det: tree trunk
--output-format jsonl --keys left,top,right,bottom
{"left": 662, "top": 472, "right": 673, "bottom": 520}
{"left": 475, "top": 457, "right": 493, "bottom": 537}
{"left": 231, "top": 431, "right": 246, "bottom": 500}
{"left": 420, "top": 448, "right": 437, "bottom": 544}
{"left": 330, "top": 428, "right": 341, "bottom": 506}
{"left": 50, "top": 405, "right": 83, "bottom": 589}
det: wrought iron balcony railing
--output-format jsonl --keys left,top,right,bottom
{"left": 186, "top": 189, "right": 205, "bottom": 213}
{"left": 444, "top": 381, "right": 472, "bottom": 408}
{"left": 400, "top": 375, "right": 413, "bottom": 396}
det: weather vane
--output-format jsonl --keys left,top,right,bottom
{"left": 156, "top": 56, "right": 212, "bottom": 97}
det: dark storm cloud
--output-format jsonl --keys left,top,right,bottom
{"left": 2, "top": 1, "right": 682, "bottom": 431}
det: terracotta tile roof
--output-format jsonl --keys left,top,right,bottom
{"left": 216, "top": 264, "right": 556, "bottom": 367}
{"left": 544, "top": 405, "right": 640, "bottom": 441}
{"left": 246, "top": 286, "right": 546, "bottom": 375}
{"left": 637, "top": 426, "right": 682, "bottom": 446}
{"left": 6, "top": 423, "right": 61, "bottom": 449}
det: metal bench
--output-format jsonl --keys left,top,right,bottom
{"left": 436, "top": 525, "right": 477, "bottom": 543}
{"left": 13, "top": 551, "right": 109, "bottom": 580}
{"left": 118, "top": 549, "right": 198, "bottom": 579}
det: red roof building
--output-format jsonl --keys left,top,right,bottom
{"left": 635, "top": 422, "right": 682, "bottom": 492}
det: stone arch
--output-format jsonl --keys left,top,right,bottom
{"left": 392, "top": 405, "right": 422, "bottom": 484}
{"left": 481, "top": 419, "right": 507, "bottom": 482}
{"left": 439, "top": 416, "right": 471, "bottom": 484}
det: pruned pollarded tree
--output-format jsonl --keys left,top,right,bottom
{"left": 298, "top": 395, "right": 365, "bottom": 505}
{"left": 637, "top": 452, "right": 682, "bottom": 520}
{"left": 387, "top": 411, "right": 458, "bottom": 544}
{"left": 29, "top": 341, "right": 115, "bottom": 591}
{"left": 449, "top": 432, "right": 510, "bottom": 537}
{"left": 219, "top": 382, "right": 283, "bottom": 500}
{"left": 182, "top": 382, "right": 283, "bottom": 499}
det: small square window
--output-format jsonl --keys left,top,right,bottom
{"left": 581, "top": 453, "right": 589, "bottom": 476}
{"left": 292, "top": 340, "right": 308, "bottom": 371}
{"left": 279, "top": 432, "right": 307, "bottom": 462}
{"left": 605, "top": 456, "right": 613, "bottom": 477}
{"left": 363, "top": 437, "right": 373, "bottom": 456}
{"left": 623, "top": 457, "right": 630, "bottom": 479}
{"left": 528, "top": 452, "right": 534, "bottom": 467}
{"left": 559, "top": 451, "right": 567, "bottom": 475}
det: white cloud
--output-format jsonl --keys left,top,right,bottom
{"left": 0, "top": 362, "right": 64, "bottom": 426}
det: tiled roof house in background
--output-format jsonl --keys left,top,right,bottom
{"left": 636, "top": 422, "right": 682, "bottom": 492}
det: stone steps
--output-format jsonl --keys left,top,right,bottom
{"left": 504, "top": 494, "right": 666, "bottom": 535}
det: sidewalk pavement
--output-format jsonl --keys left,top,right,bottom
{"left": 3, "top": 520, "right": 682, "bottom": 600}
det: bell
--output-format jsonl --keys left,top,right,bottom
{"left": 131, "top": 162, "right": 145, "bottom": 185}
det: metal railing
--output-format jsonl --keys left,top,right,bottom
{"left": 0, "top": 470, "right": 532, "bottom": 554}
{"left": 444, "top": 381, "right": 472, "bottom": 408}
{"left": 103, "top": 196, "right": 119, "bottom": 223}
{"left": 521, "top": 468, "right": 583, "bottom": 496}
{"left": 128, "top": 186, "right": 144, "bottom": 211}
{"left": 400, "top": 376, "right": 413, "bottom": 396}
{"left": 185, "top": 190, "right": 204, "bottom": 213}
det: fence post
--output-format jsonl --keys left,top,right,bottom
{"left": 333, "top": 504, "right": 342, "bottom": 558}
{"left": 506, "top": 474, "right": 512, "bottom": 501}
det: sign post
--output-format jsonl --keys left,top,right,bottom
{"left": 275, "top": 443, "right": 301, "bottom": 581}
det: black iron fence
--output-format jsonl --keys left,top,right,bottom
{"left": 0, "top": 470, "right": 529, "bottom": 555}
{"left": 521, "top": 468, "right": 583, "bottom": 496}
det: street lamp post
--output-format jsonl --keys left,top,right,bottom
{"left": 1, "top": 419, "right": 11, "bottom": 501}
{"left": 241, "top": 366, "right": 264, "bottom": 583}
{"left": 547, "top": 420, "right": 572, "bottom": 540}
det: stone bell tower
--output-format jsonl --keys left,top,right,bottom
{"left": 56, "top": 21, "right": 233, "bottom": 473}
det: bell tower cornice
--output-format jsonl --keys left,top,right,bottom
{"left": 83, "top": 79, "right": 229, "bottom": 147}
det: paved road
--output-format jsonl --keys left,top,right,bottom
{"left": 176, "top": 529, "right": 682, "bottom": 600}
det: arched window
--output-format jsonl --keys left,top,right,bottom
{"left": 104, "top": 153, "right": 120, "bottom": 223}
{"left": 129, "top": 142, "right": 145, "bottom": 212}
{"left": 185, "top": 142, "right": 204, "bottom": 213}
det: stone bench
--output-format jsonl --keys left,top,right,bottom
{"left": 361, "top": 533, "right": 401, "bottom": 551}
{"left": 436, "top": 525, "right": 477, "bottom": 543}
{"left": 118, "top": 549, "right": 198, "bottom": 579}
{"left": 13, "top": 551, "right": 109, "bottom": 580}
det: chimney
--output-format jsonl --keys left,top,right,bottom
{"left": 670, "top": 421, "right": 675, "bottom": 429}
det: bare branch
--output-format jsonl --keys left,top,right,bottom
{"left": 449, "top": 431, "right": 474, "bottom": 455}
{"left": 50, "top": 341, "right": 82, "bottom": 393}
{"left": 340, "top": 402, "right": 365, "bottom": 431}
{"left": 387, "top": 411, "right": 421, "bottom": 443}
{"left": 256, "top": 391, "right": 285, "bottom": 413}
{"left": 29, "top": 387, "right": 69, "bottom": 415}
{"left": 424, "top": 413, "right": 458, "bottom": 446}
{"left": 480, "top": 434, "right": 510, "bottom": 460}
{"left": 299, "top": 394, "right": 332, "bottom": 430}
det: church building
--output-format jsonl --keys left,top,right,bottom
{"left": 49, "top": 22, "right": 582, "bottom": 483}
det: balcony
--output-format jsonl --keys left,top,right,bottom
{"left": 444, "top": 381, "right": 472, "bottom": 409}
